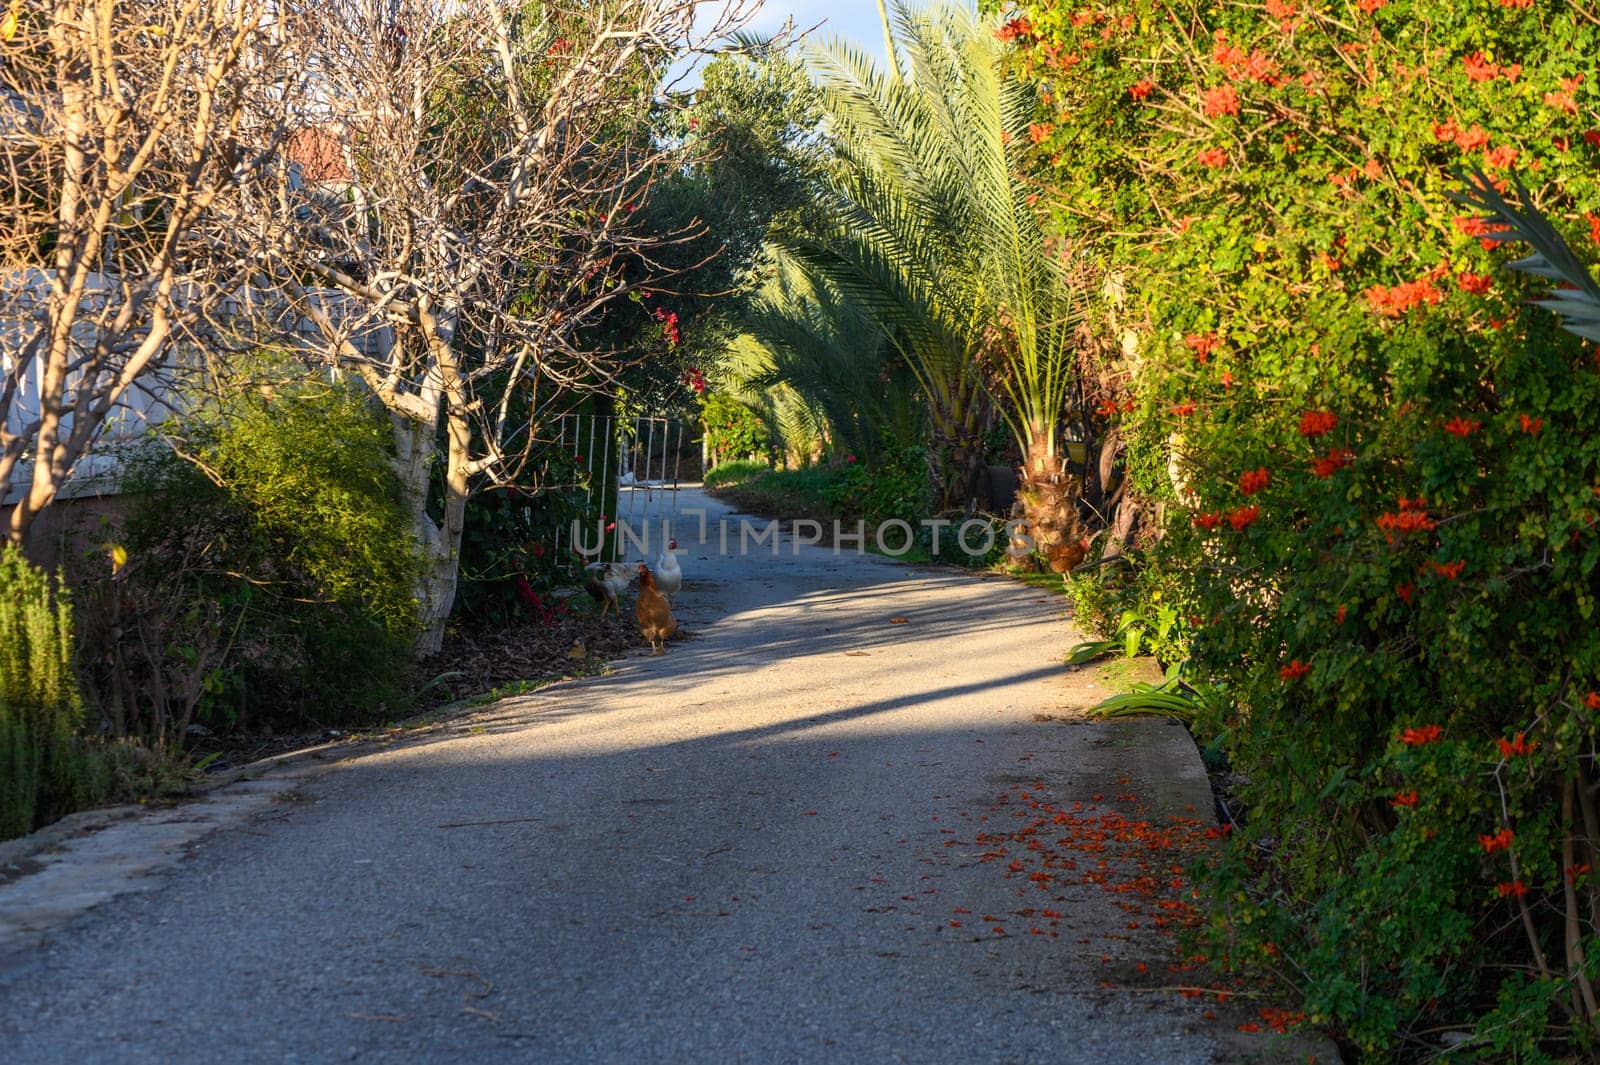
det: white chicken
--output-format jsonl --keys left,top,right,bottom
{"left": 582, "top": 561, "right": 632, "bottom": 617}
{"left": 651, "top": 538, "right": 683, "bottom": 601}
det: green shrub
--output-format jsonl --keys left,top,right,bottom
{"left": 701, "top": 392, "right": 771, "bottom": 464}
{"left": 81, "top": 370, "right": 420, "bottom": 739}
{"left": 998, "top": 0, "right": 1600, "bottom": 1054}
{"left": 0, "top": 546, "right": 102, "bottom": 838}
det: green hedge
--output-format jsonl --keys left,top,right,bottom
{"left": 0, "top": 546, "right": 100, "bottom": 838}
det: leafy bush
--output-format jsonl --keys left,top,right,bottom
{"left": 998, "top": 0, "right": 1600, "bottom": 1055}
{"left": 0, "top": 546, "right": 99, "bottom": 837}
{"left": 82, "top": 372, "right": 420, "bottom": 739}
{"left": 701, "top": 392, "right": 771, "bottom": 465}
{"left": 453, "top": 453, "right": 590, "bottom": 627}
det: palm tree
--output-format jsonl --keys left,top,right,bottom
{"left": 719, "top": 250, "right": 921, "bottom": 465}
{"left": 777, "top": 1, "right": 1090, "bottom": 565}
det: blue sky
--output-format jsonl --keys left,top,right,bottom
{"left": 742, "top": 1, "right": 891, "bottom": 60}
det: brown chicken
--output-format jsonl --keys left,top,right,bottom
{"left": 635, "top": 562, "right": 677, "bottom": 655}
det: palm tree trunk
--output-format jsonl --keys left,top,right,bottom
{"left": 1017, "top": 419, "right": 1085, "bottom": 573}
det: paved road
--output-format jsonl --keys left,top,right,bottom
{"left": 0, "top": 487, "right": 1254, "bottom": 1064}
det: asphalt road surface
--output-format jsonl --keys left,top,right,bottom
{"left": 0, "top": 486, "right": 1276, "bottom": 1064}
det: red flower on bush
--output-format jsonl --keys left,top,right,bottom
{"left": 1443, "top": 416, "right": 1481, "bottom": 437}
{"left": 1239, "top": 467, "right": 1271, "bottom": 495}
{"left": 1456, "top": 272, "right": 1493, "bottom": 295}
{"left": 1585, "top": 691, "right": 1600, "bottom": 711}
{"left": 1311, "top": 448, "right": 1354, "bottom": 478}
{"left": 1196, "top": 147, "right": 1230, "bottom": 168}
{"left": 1497, "top": 880, "right": 1529, "bottom": 899}
{"left": 1129, "top": 79, "right": 1155, "bottom": 100}
{"left": 1335, "top": 605, "right": 1347, "bottom": 625}
{"left": 1171, "top": 400, "right": 1197, "bottom": 416}
{"left": 1496, "top": 733, "right": 1534, "bottom": 758}
{"left": 1480, "top": 828, "right": 1515, "bottom": 853}
{"left": 1228, "top": 505, "right": 1260, "bottom": 531}
{"left": 1366, "top": 278, "right": 1444, "bottom": 317}
{"left": 1462, "top": 52, "right": 1498, "bottom": 82}
{"left": 1279, "top": 659, "right": 1310, "bottom": 681}
{"left": 1484, "top": 145, "right": 1518, "bottom": 170}
{"left": 1184, "top": 332, "right": 1219, "bottom": 363}
{"left": 1400, "top": 724, "right": 1443, "bottom": 746}
{"left": 1202, "top": 84, "right": 1239, "bottom": 117}
{"left": 1519, "top": 413, "right": 1543, "bottom": 434}
{"left": 1377, "top": 497, "right": 1437, "bottom": 540}
{"left": 1391, "top": 790, "right": 1419, "bottom": 809}
{"left": 1193, "top": 511, "right": 1222, "bottom": 531}
{"left": 1298, "top": 410, "right": 1338, "bottom": 437}
{"left": 1426, "top": 559, "right": 1465, "bottom": 580}
{"left": 1396, "top": 581, "right": 1415, "bottom": 604}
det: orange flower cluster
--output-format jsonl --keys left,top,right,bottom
{"left": 1365, "top": 277, "right": 1444, "bottom": 317}
{"left": 1196, "top": 147, "right": 1229, "bottom": 168}
{"left": 1433, "top": 119, "right": 1490, "bottom": 152}
{"left": 1480, "top": 827, "right": 1515, "bottom": 853}
{"left": 1391, "top": 790, "right": 1419, "bottom": 809}
{"left": 1228, "top": 505, "right": 1259, "bottom": 531}
{"left": 1202, "top": 84, "right": 1239, "bottom": 117}
{"left": 1400, "top": 724, "right": 1443, "bottom": 746}
{"left": 1171, "top": 400, "right": 1197, "bottom": 416}
{"left": 1311, "top": 448, "right": 1354, "bottom": 478}
{"left": 1185, "top": 332, "right": 1219, "bottom": 363}
{"left": 1129, "top": 79, "right": 1154, "bottom": 100}
{"left": 1519, "top": 413, "right": 1543, "bottom": 434}
{"left": 1298, "top": 410, "right": 1338, "bottom": 437}
{"left": 1238, "top": 467, "right": 1271, "bottom": 495}
{"left": 1279, "top": 659, "right": 1310, "bottom": 681}
{"left": 1496, "top": 732, "right": 1534, "bottom": 758}
{"left": 1461, "top": 51, "right": 1520, "bottom": 83}
{"left": 1497, "top": 880, "right": 1529, "bottom": 899}
{"left": 995, "top": 16, "right": 1033, "bottom": 43}
{"left": 1456, "top": 271, "right": 1493, "bottom": 295}
{"left": 1426, "top": 559, "right": 1465, "bottom": 580}
{"left": 1377, "top": 496, "right": 1437, "bottom": 540}
{"left": 1443, "top": 416, "right": 1481, "bottom": 437}
{"left": 1210, "top": 32, "right": 1280, "bottom": 84}
{"left": 1193, "top": 511, "right": 1222, "bottom": 531}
